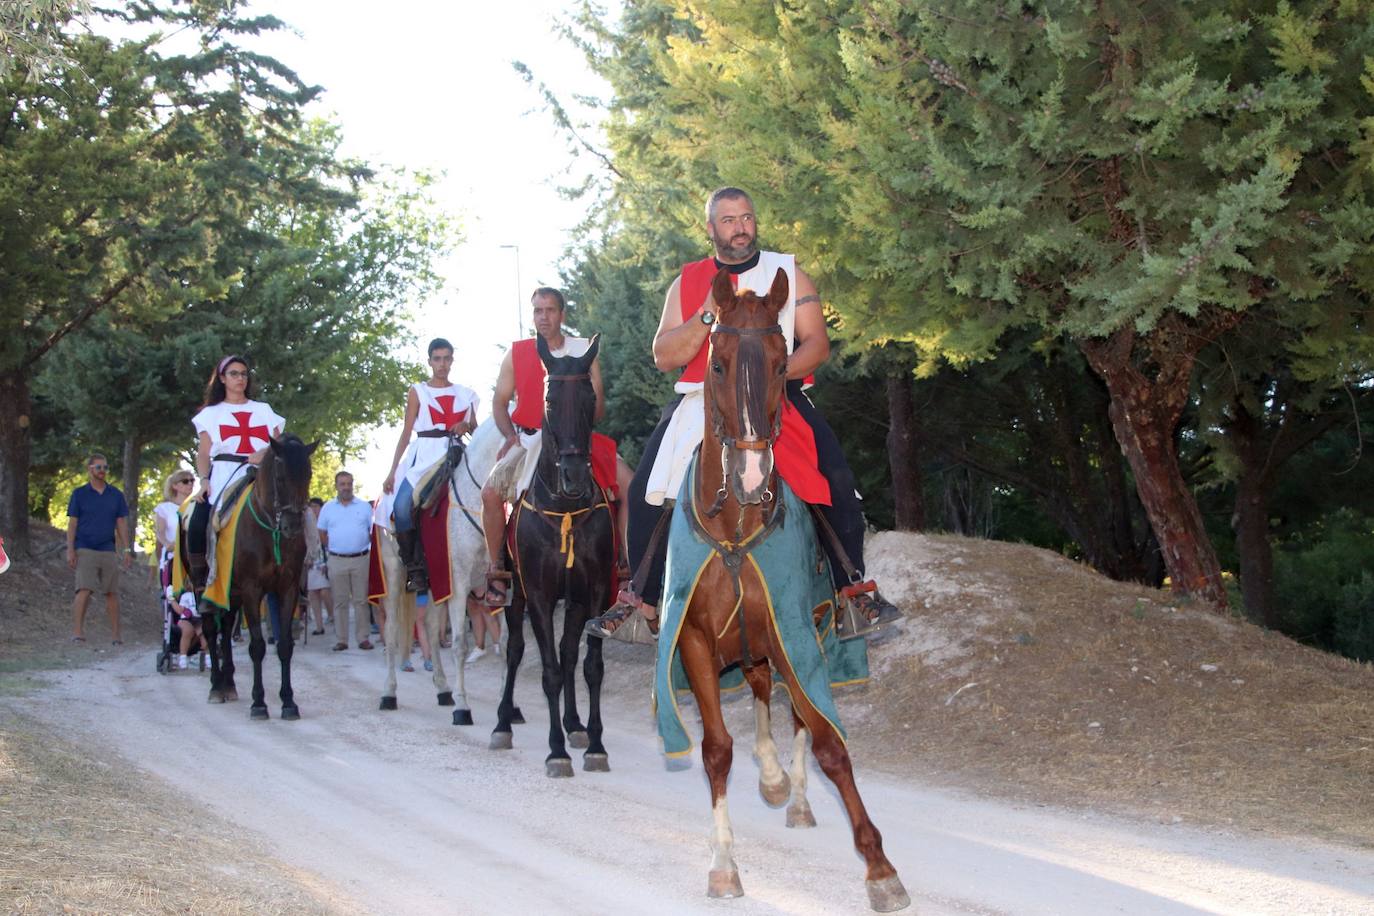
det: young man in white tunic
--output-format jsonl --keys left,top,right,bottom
{"left": 381, "top": 338, "right": 479, "bottom": 593}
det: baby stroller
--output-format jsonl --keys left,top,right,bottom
{"left": 156, "top": 554, "right": 207, "bottom": 674}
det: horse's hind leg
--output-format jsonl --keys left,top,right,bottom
{"left": 277, "top": 586, "right": 299, "bottom": 720}
{"left": 560, "top": 604, "right": 588, "bottom": 748}
{"left": 743, "top": 662, "right": 787, "bottom": 806}
{"left": 220, "top": 613, "right": 238, "bottom": 702}
{"left": 581, "top": 626, "right": 607, "bottom": 771}
{"left": 430, "top": 598, "right": 460, "bottom": 715}
{"left": 379, "top": 593, "right": 401, "bottom": 711}
{"left": 785, "top": 717, "right": 816, "bottom": 828}
{"left": 796, "top": 695, "right": 909, "bottom": 912}
{"left": 679, "top": 626, "right": 742, "bottom": 898}
{"left": 490, "top": 597, "right": 526, "bottom": 748}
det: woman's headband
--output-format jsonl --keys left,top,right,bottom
{"left": 217, "top": 355, "right": 247, "bottom": 376}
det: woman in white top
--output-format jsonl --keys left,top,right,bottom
{"left": 185, "top": 355, "right": 285, "bottom": 587}
{"left": 156, "top": 469, "right": 203, "bottom": 666}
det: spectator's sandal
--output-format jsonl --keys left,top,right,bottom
{"left": 836, "top": 581, "right": 904, "bottom": 641}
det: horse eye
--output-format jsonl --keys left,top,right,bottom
{"left": 711, "top": 361, "right": 724, "bottom": 375}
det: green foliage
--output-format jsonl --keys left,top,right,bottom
{"left": 1274, "top": 509, "right": 1374, "bottom": 657}
{"left": 0, "top": 0, "right": 88, "bottom": 81}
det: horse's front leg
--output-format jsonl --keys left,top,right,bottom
{"left": 203, "top": 609, "right": 225, "bottom": 703}
{"left": 559, "top": 602, "right": 587, "bottom": 748}
{"left": 243, "top": 591, "right": 269, "bottom": 719}
{"left": 678, "top": 623, "right": 742, "bottom": 898}
{"left": 379, "top": 591, "right": 401, "bottom": 711}
{"left": 785, "top": 715, "right": 816, "bottom": 828}
{"left": 526, "top": 596, "right": 571, "bottom": 777}
{"left": 277, "top": 584, "right": 299, "bottom": 720}
{"left": 743, "top": 661, "right": 788, "bottom": 806}
{"left": 489, "top": 595, "right": 526, "bottom": 747}
{"left": 429, "top": 597, "right": 458, "bottom": 713}
{"left": 581, "top": 621, "right": 608, "bottom": 772}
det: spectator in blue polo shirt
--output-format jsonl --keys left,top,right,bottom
{"left": 66, "top": 452, "right": 132, "bottom": 644}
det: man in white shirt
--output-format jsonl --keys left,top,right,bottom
{"left": 317, "top": 471, "right": 375, "bottom": 650}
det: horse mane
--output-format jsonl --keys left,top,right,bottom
{"left": 271, "top": 434, "right": 313, "bottom": 486}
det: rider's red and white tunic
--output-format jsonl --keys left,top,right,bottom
{"left": 398, "top": 381, "right": 479, "bottom": 492}
{"left": 644, "top": 251, "right": 829, "bottom": 506}
{"left": 191, "top": 399, "right": 285, "bottom": 505}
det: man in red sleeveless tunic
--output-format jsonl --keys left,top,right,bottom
{"left": 480, "top": 287, "right": 631, "bottom": 604}
{"left": 588, "top": 187, "right": 900, "bottom": 640}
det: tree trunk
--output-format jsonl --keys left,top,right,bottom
{"left": 1081, "top": 325, "right": 1229, "bottom": 609}
{"left": 885, "top": 374, "right": 926, "bottom": 531}
{"left": 121, "top": 436, "right": 142, "bottom": 551}
{"left": 1233, "top": 478, "right": 1276, "bottom": 627}
{"left": 0, "top": 369, "right": 33, "bottom": 553}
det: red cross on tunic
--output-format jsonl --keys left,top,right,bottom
{"left": 220, "top": 411, "right": 269, "bottom": 454}
{"left": 428, "top": 394, "right": 468, "bottom": 430}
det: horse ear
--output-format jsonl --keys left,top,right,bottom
{"left": 766, "top": 268, "right": 789, "bottom": 317}
{"left": 584, "top": 333, "right": 600, "bottom": 364}
{"left": 269, "top": 436, "right": 281, "bottom": 452}
{"left": 305, "top": 440, "right": 320, "bottom": 455}
{"left": 536, "top": 332, "right": 554, "bottom": 368}
{"left": 711, "top": 268, "right": 734, "bottom": 317}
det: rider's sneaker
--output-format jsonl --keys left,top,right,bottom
{"left": 837, "top": 582, "right": 904, "bottom": 641}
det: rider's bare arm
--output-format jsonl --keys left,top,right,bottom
{"left": 652, "top": 276, "right": 714, "bottom": 372}
{"left": 786, "top": 268, "right": 830, "bottom": 380}
{"left": 491, "top": 351, "right": 519, "bottom": 457}
{"left": 383, "top": 387, "right": 421, "bottom": 493}
{"left": 590, "top": 356, "right": 607, "bottom": 424}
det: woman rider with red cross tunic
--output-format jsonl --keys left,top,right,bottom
{"left": 185, "top": 355, "right": 285, "bottom": 590}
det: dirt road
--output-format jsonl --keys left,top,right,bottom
{"left": 23, "top": 636, "right": 1374, "bottom": 915}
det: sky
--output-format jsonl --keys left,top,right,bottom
{"left": 246, "top": 0, "right": 612, "bottom": 495}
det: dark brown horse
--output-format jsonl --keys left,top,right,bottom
{"left": 671, "top": 268, "right": 909, "bottom": 911}
{"left": 489, "top": 334, "right": 616, "bottom": 777}
{"left": 200, "top": 434, "right": 316, "bottom": 719}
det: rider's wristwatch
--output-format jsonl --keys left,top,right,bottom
{"left": 699, "top": 309, "right": 716, "bottom": 326}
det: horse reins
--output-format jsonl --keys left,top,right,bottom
{"left": 247, "top": 458, "right": 304, "bottom": 565}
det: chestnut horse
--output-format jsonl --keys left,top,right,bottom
{"left": 201, "top": 434, "right": 316, "bottom": 719}
{"left": 662, "top": 269, "right": 909, "bottom": 911}
{"left": 490, "top": 334, "right": 615, "bottom": 777}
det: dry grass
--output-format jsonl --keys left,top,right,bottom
{"left": 849, "top": 532, "right": 1374, "bottom": 847}
{"left": 0, "top": 524, "right": 350, "bottom": 914}
{"left": 0, "top": 707, "right": 351, "bottom": 915}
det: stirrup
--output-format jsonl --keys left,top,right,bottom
{"left": 585, "top": 589, "right": 657, "bottom": 644}
{"left": 836, "top": 581, "right": 903, "bottom": 641}
{"left": 484, "top": 568, "right": 512, "bottom": 607}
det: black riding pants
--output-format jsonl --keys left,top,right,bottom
{"left": 625, "top": 380, "right": 867, "bottom": 605}
{"left": 186, "top": 500, "right": 210, "bottom": 555}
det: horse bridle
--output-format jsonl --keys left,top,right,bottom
{"left": 248, "top": 456, "right": 306, "bottom": 564}
{"left": 704, "top": 322, "right": 784, "bottom": 518}
{"left": 543, "top": 371, "right": 594, "bottom": 495}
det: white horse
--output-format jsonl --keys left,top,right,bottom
{"left": 378, "top": 420, "right": 503, "bottom": 724}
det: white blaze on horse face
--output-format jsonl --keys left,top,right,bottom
{"left": 737, "top": 365, "right": 768, "bottom": 494}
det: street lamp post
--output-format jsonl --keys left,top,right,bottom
{"left": 500, "top": 244, "right": 523, "bottom": 338}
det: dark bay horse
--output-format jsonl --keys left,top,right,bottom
{"left": 489, "top": 334, "right": 616, "bottom": 777}
{"left": 201, "top": 434, "right": 316, "bottom": 719}
{"left": 666, "top": 268, "right": 909, "bottom": 911}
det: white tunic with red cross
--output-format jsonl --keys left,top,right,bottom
{"left": 398, "top": 382, "right": 480, "bottom": 491}
{"left": 191, "top": 399, "right": 286, "bottom": 504}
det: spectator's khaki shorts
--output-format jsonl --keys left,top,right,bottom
{"left": 74, "top": 548, "right": 120, "bottom": 594}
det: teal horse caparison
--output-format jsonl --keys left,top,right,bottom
{"left": 653, "top": 454, "right": 869, "bottom": 758}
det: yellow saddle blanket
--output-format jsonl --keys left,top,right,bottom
{"left": 199, "top": 485, "right": 252, "bottom": 613}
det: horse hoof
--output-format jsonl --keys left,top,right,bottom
{"left": 707, "top": 869, "right": 744, "bottom": 898}
{"left": 786, "top": 803, "right": 817, "bottom": 828}
{"left": 510, "top": 707, "right": 525, "bottom": 725}
{"left": 545, "top": 758, "right": 574, "bottom": 779}
{"left": 452, "top": 709, "right": 474, "bottom": 726}
{"left": 436, "top": 691, "right": 454, "bottom": 706}
{"left": 489, "top": 731, "right": 513, "bottom": 750}
{"left": 866, "top": 875, "right": 911, "bottom": 912}
{"left": 224, "top": 688, "right": 238, "bottom": 702}
{"left": 567, "top": 730, "right": 589, "bottom": 749}
{"left": 250, "top": 706, "right": 269, "bottom": 720}
{"left": 379, "top": 696, "right": 398, "bottom": 711}
{"left": 583, "top": 752, "right": 609, "bottom": 772}
{"left": 207, "top": 690, "right": 225, "bottom": 704}
{"left": 281, "top": 705, "right": 300, "bottom": 721}
{"left": 760, "top": 774, "right": 791, "bottom": 807}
